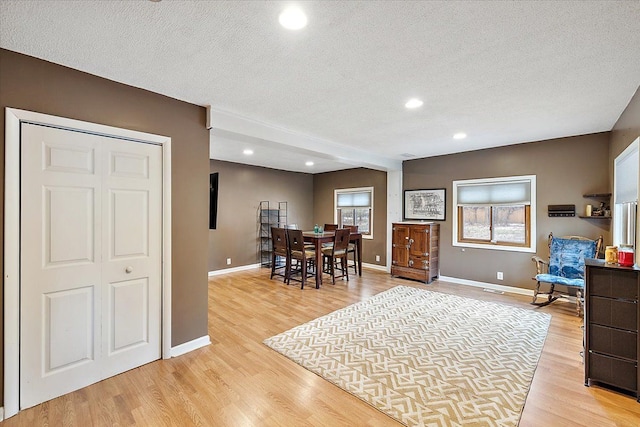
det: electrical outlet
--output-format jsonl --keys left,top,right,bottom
{"left": 375, "top": 255, "right": 380, "bottom": 262}
{"left": 497, "top": 271, "right": 503, "bottom": 280}
{"left": 226, "top": 258, "right": 232, "bottom": 265}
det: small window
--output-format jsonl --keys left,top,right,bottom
{"left": 335, "top": 187, "right": 373, "bottom": 239}
{"left": 453, "top": 176, "right": 536, "bottom": 252}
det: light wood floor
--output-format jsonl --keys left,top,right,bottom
{"left": 4, "top": 268, "right": 640, "bottom": 426}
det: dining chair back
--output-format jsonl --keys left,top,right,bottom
{"left": 342, "top": 225, "right": 359, "bottom": 275}
{"left": 286, "top": 229, "right": 316, "bottom": 289}
{"left": 321, "top": 228, "right": 350, "bottom": 284}
{"left": 270, "top": 227, "right": 289, "bottom": 282}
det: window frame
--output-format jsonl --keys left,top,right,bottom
{"left": 452, "top": 175, "right": 536, "bottom": 253}
{"left": 334, "top": 186, "right": 374, "bottom": 239}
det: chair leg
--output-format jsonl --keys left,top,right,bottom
{"left": 532, "top": 281, "right": 541, "bottom": 304}
{"left": 330, "top": 256, "right": 336, "bottom": 284}
{"left": 350, "top": 250, "right": 357, "bottom": 275}
{"left": 286, "top": 261, "right": 291, "bottom": 285}
{"left": 284, "top": 256, "right": 290, "bottom": 283}
{"left": 343, "top": 256, "right": 349, "bottom": 281}
{"left": 576, "top": 289, "right": 583, "bottom": 316}
{"left": 287, "top": 258, "right": 298, "bottom": 286}
{"left": 548, "top": 283, "right": 556, "bottom": 302}
{"left": 531, "top": 282, "right": 559, "bottom": 307}
{"left": 270, "top": 252, "right": 276, "bottom": 279}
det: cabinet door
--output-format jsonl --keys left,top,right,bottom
{"left": 410, "top": 225, "right": 430, "bottom": 257}
{"left": 392, "top": 225, "right": 410, "bottom": 267}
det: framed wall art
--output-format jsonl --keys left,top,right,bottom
{"left": 404, "top": 188, "right": 446, "bottom": 221}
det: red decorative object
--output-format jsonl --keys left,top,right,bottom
{"left": 618, "top": 245, "right": 634, "bottom": 267}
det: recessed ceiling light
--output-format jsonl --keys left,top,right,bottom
{"left": 279, "top": 6, "right": 307, "bottom": 30}
{"left": 453, "top": 132, "right": 467, "bottom": 140}
{"left": 243, "top": 149, "right": 254, "bottom": 155}
{"left": 405, "top": 98, "right": 423, "bottom": 109}
{"left": 305, "top": 161, "right": 314, "bottom": 166}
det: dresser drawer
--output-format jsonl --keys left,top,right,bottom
{"left": 408, "top": 256, "right": 430, "bottom": 270}
{"left": 589, "top": 268, "right": 638, "bottom": 300}
{"left": 589, "top": 324, "right": 637, "bottom": 360}
{"left": 391, "top": 265, "right": 428, "bottom": 282}
{"left": 589, "top": 296, "right": 638, "bottom": 331}
{"left": 589, "top": 352, "right": 638, "bottom": 392}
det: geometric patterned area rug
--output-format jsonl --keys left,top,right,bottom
{"left": 264, "top": 286, "right": 551, "bottom": 426}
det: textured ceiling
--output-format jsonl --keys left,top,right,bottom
{"left": 1, "top": 1, "right": 640, "bottom": 173}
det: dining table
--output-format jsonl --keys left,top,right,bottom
{"left": 302, "top": 230, "right": 362, "bottom": 288}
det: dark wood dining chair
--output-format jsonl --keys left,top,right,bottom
{"left": 321, "top": 224, "right": 338, "bottom": 252}
{"left": 270, "top": 227, "right": 289, "bottom": 282}
{"left": 286, "top": 229, "right": 316, "bottom": 289}
{"left": 321, "top": 228, "right": 350, "bottom": 284}
{"left": 343, "top": 225, "right": 359, "bottom": 275}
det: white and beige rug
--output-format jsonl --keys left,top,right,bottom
{"left": 264, "top": 286, "right": 550, "bottom": 426}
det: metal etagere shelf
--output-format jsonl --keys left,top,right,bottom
{"left": 258, "top": 201, "right": 287, "bottom": 267}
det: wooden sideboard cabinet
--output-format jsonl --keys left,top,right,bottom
{"left": 391, "top": 222, "right": 439, "bottom": 284}
{"left": 584, "top": 259, "right": 639, "bottom": 401}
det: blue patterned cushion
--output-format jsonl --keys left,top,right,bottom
{"left": 535, "top": 273, "right": 584, "bottom": 288}
{"left": 547, "top": 237, "right": 597, "bottom": 280}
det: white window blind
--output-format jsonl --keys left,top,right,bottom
{"left": 615, "top": 145, "right": 639, "bottom": 204}
{"left": 337, "top": 191, "right": 371, "bottom": 207}
{"left": 457, "top": 180, "right": 531, "bottom": 206}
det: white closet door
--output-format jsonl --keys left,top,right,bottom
{"left": 100, "top": 137, "right": 162, "bottom": 378}
{"left": 20, "top": 123, "right": 162, "bottom": 409}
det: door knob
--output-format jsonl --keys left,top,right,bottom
{"left": 125, "top": 266, "right": 133, "bottom": 274}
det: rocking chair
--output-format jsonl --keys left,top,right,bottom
{"left": 531, "top": 232, "right": 603, "bottom": 315}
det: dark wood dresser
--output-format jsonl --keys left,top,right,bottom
{"left": 391, "top": 222, "right": 439, "bottom": 283}
{"left": 584, "top": 258, "right": 639, "bottom": 401}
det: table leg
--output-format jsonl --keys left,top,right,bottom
{"left": 357, "top": 237, "right": 362, "bottom": 276}
{"left": 315, "top": 239, "right": 322, "bottom": 288}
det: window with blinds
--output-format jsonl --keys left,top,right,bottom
{"left": 453, "top": 175, "right": 536, "bottom": 252}
{"left": 613, "top": 138, "right": 638, "bottom": 247}
{"left": 334, "top": 187, "right": 373, "bottom": 238}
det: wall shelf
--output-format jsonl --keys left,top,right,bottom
{"left": 578, "top": 215, "right": 611, "bottom": 220}
{"left": 582, "top": 193, "right": 611, "bottom": 219}
{"left": 583, "top": 193, "right": 612, "bottom": 198}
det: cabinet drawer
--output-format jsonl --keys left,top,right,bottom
{"left": 408, "top": 256, "right": 430, "bottom": 270}
{"left": 391, "top": 265, "right": 429, "bottom": 282}
{"left": 589, "top": 296, "right": 638, "bottom": 331}
{"left": 589, "top": 324, "right": 637, "bottom": 360}
{"left": 589, "top": 352, "right": 638, "bottom": 392}
{"left": 589, "top": 268, "right": 638, "bottom": 300}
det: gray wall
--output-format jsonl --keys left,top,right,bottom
{"left": 208, "top": 160, "right": 314, "bottom": 271}
{"left": 403, "top": 133, "right": 611, "bottom": 290}
{"left": 0, "top": 49, "right": 211, "bottom": 404}
{"left": 313, "top": 168, "right": 388, "bottom": 267}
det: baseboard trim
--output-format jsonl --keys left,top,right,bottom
{"left": 438, "top": 275, "right": 534, "bottom": 297}
{"left": 170, "top": 335, "right": 211, "bottom": 357}
{"left": 208, "top": 263, "right": 261, "bottom": 276}
{"left": 362, "top": 263, "right": 388, "bottom": 272}
{"left": 0, "top": 406, "right": 4, "bottom": 421}
{"left": 209, "top": 263, "right": 389, "bottom": 276}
